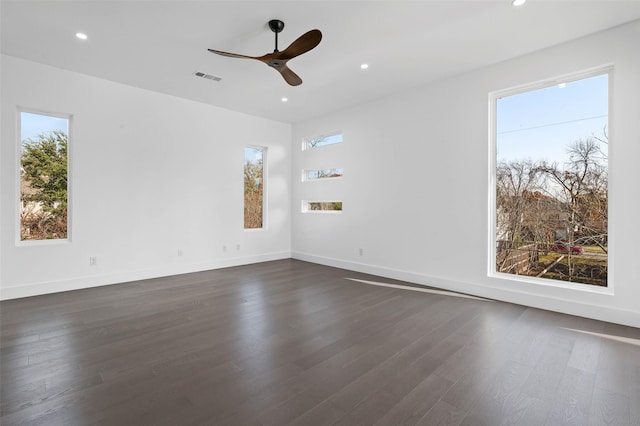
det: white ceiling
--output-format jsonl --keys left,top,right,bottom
{"left": 2, "top": 1, "right": 640, "bottom": 124}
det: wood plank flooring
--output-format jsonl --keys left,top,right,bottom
{"left": 1, "top": 259, "right": 638, "bottom": 425}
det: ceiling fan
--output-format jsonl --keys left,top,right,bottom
{"left": 208, "top": 20, "right": 322, "bottom": 86}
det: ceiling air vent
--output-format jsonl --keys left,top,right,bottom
{"left": 194, "top": 71, "right": 222, "bottom": 82}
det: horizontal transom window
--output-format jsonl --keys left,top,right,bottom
{"left": 302, "top": 132, "right": 343, "bottom": 150}
{"left": 302, "top": 201, "right": 343, "bottom": 213}
{"left": 302, "top": 168, "right": 344, "bottom": 182}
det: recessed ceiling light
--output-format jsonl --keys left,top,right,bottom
{"left": 75, "top": 32, "right": 88, "bottom": 40}
{"left": 360, "top": 63, "right": 369, "bottom": 70}
{"left": 281, "top": 97, "right": 288, "bottom": 102}
{"left": 512, "top": 0, "right": 526, "bottom": 6}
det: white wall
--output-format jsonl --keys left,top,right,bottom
{"left": 1, "top": 55, "right": 292, "bottom": 299}
{"left": 292, "top": 20, "right": 640, "bottom": 328}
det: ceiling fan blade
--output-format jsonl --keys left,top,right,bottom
{"left": 277, "top": 64, "right": 303, "bottom": 86}
{"left": 208, "top": 23, "right": 319, "bottom": 86}
{"left": 276, "top": 29, "right": 322, "bottom": 60}
{"left": 208, "top": 49, "right": 262, "bottom": 60}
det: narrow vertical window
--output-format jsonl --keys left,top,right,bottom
{"left": 492, "top": 70, "right": 609, "bottom": 287}
{"left": 19, "top": 111, "right": 70, "bottom": 241}
{"left": 244, "top": 146, "right": 265, "bottom": 229}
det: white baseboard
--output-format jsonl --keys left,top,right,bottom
{"left": 0, "top": 251, "right": 291, "bottom": 301}
{"left": 3, "top": 250, "right": 638, "bottom": 328}
{"left": 292, "top": 251, "right": 640, "bottom": 328}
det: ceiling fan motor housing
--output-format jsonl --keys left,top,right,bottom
{"left": 268, "top": 20, "right": 285, "bottom": 33}
{"left": 269, "top": 59, "right": 285, "bottom": 68}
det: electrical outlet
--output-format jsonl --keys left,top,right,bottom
{"left": 177, "top": 249, "right": 183, "bottom": 257}
{"left": 359, "top": 248, "right": 364, "bottom": 256}
{"left": 236, "top": 244, "right": 240, "bottom": 251}
{"left": 223, "top": 245, "right": 227, "bottom": 252}
{"left": 89, "top": 256, "right": 97, "bottom": 266}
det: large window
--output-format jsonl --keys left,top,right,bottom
{"left": 244, "top": 146, "right": 265, "bottom": 229}
{"left": 491, "top": 69, "right": 609, "bottom": 287}
{"left": 19, "top": 111, "right": 70, "bottom": 241}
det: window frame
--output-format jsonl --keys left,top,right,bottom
{"left": 487, "top": 65, "right": 613, "bottom": 293}
{"left": 16, "top": 108, "right": 73, "bottom": 246}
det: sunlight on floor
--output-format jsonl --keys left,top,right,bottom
{"left": 345, "top": 278, "right": 491, "bottom": 301}
{"left": 564, "top": 328, "right": 640, "bottom": 347}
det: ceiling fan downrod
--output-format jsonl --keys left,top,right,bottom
{"left": 268, "top": 19, "right": 285, "bottom": 53}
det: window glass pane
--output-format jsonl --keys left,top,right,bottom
{"left": 495, "top": 72, "right": 608, "bottom": 287}
{"left": 303, "top": 168, "right": 343, "bottom": 181}
{"left": 244, "top": 147, "right": 264, "bottom": 229}
{"left": 20, "top": 111, "right": 69, "bottom": 241}
{"left": 302, "top": 201, "right": 343, "bottom": 213}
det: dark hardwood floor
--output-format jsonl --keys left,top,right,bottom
{"left": 1, "top": 259, "right": 638, "bottom": 425}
